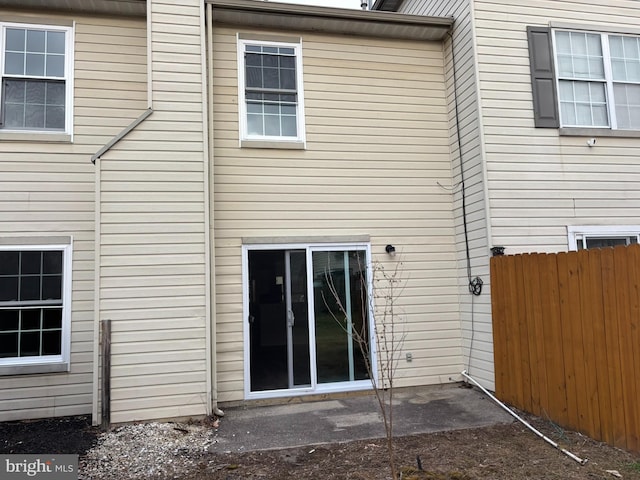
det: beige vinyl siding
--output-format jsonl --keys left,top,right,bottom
{"left": 474, "top": 0, "right": 640, "bottom": 254}
{"left": 397, "top": 1, "right": 495, "bottom": 388}
{"left": 97, "top": 0, "right": 209, "bottom": 423}
{"left": 0, "top": 11, "right": 146, "bottom": 421}
{"left": 211, "top": 27, "right": 462, "bottom": 402}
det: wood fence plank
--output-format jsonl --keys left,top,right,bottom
{"left": 576, "top": 249, "right": 602, "bottom": 441}
{"left": 557, "top": 252, "right": 579, "bottom": 430}
{"left": 522, "top": 253, "right": 542, "bottom": 416}
{"left": 530, "top": 253, "right": 550, "bottom": 417}
{"left": 490, "top": 256, "right": 509, "bottom": 401}
{"left": 589, "top": 248, "right": 614, "bottom": 446}
{"left": 507, "top": 253, "right": 525, "bottom": 409}
{"left": 502, "top": 254, "right": 520, "bottom": 407}
{"left": 631, "top": 245, "right": 640, "bottom": 453}
{"left": 541, "top": 253, "right": 569, "bottom": 425}
{"left": 620, "top": 245, "right": 640, "bottom": 452}
{"left": 514, "top": 254, "right": 532, "bottom": 413}
{"left": 601, "top": 247, "right": 627, "bottom": 449}
{"left": 564, "top": 251, "right": 589, "bottom": 435}
{"left": 496, "top": 255, "right": 514, "bottom": 405}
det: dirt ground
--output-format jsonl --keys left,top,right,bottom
{"left": 1, "top": 414, "right": 639, "bottom": 480}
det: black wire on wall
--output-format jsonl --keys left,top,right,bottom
{"left": 448, "top": 26, "right": 483, "bottom": 378}
{"left": 448, "top": 28, "right": 483, "bottom": 297}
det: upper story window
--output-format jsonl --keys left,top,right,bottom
{"left": 527, "top": 26, "right": 640, "bottom": 132}
{"left": 0, "top": 242, "right": 72, "bottom": 375}
{"left": 237, "top": 36, "right": 305, "bottom": 148}
{"left": 1, "top": 22, "right": 73, "bottom": 134}
{"left": 554, "top": 30, "right": 640, "bottom": 130}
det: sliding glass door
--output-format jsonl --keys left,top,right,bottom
{"left": 244, "top": 245, "right": 372, "bottom": 397}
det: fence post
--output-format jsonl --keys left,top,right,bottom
{"left": 101, "top": 319, "right": 111, "bottom": 430}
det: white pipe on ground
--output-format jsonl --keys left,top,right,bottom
{"left": 461, "top": 370, "right": 588, "bottom": 465}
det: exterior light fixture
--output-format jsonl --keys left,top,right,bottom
{"left": 385, "top": 244, "right": 396, "bottom": 256}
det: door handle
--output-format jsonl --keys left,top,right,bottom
{"left": 248, "top": 314, "right": 255, "bottom": 324}
{"left": 287, "top": 309, "right": 295, "bottom": 327}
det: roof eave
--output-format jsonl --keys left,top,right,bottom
{"left": 209, "top": 0, "right": 452, "bottom": 42}
{"left": 0, "top": 0, "right": 146, "bottom": 17}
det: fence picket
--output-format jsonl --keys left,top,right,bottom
{"left": 627, "top": 246, "right": 640, "bottom": 452}
{"left": 591, "top": 248, "right": 615, "bottom": 446}
{"left": 564, "top": 251, "right": 588, "bottom": 435}
{"left": 557, "top": 252, "right": 578, "bottom": 428}
{"left": 522, "top": 253, "right": 542, "bottom": 417}
{"left": 515, "top": 254, "right": 532, "bottom": 413}
{"left": 616, "top": 246, "right": 639, "bottom": 452}
{"left": 577, "top": 248, "right": 602, "bottom": 442}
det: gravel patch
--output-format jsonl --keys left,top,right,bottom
{"left": 79, "top": 420, "right": 219, "bottom": 480}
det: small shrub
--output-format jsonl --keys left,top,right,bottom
{"left": 627, "top": 461, "right": 640, "bottom": 473}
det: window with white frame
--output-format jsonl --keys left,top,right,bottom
{"left": 568, "top": 226, "right": 640, "bottom": 250}
{"left": 554, "top": 30, "right": 640, "bottom": 130}
{"left": 0, "top": 244, "right": 71, "bottom": 373}
{"left": 527, "top": 26, "right": 640, "bottom": 130}
{"left": 238, "top": 37, "right": 305, "bottom": 145}
{"left": 1, "top": 22, "right": 73, "bottom": 133}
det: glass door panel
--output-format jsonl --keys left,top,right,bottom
{"left": 248, "top": 250, "right": 287, "bottom": 392}
{"left": 248, "top": 249, "right": 310, "bottom": 392}
{"left": 312, "top": 250, "right": 370, "bottom": 384}
{"left": 286, "top": 250, "right": 311, "bottom": 388}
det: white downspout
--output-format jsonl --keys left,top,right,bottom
{"left": 146, "top": 0, "right": 152, "bottom": 109}
{"left": 206, "top": 1, "right": 223, "bottom": 418}
{"left": 92, "top": 131, "right": 101, "bottom": 425}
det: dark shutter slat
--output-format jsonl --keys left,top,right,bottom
{"left": 527, "top": 26, "right": 560, "bottom": 128}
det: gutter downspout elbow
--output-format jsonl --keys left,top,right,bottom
{"left": 92, "top": 0, "right": 154, "bottom": 166}
{"left": 90, "top": 107, "right": 153, "bottom": 164}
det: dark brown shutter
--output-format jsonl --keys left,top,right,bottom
{"left": 527, "top": 26, "right": 560, "bottom": 128}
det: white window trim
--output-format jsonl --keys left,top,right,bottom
{"left": 552, "top": 29, "right": 640, "bottom": 131}
{"left": 236, "top": 36, "right": 306, "bottom": 149}
{"left": 241, "top": 242, "right": 375, "bottom": 401}
{"left": 0, "top": 21, "right": 74, "bottom": 139}
{"left": 567, "top": 225, "right": 640, "bottom": 250}
{"left": 0, "top": 241, "right": 72, "bottom": 375}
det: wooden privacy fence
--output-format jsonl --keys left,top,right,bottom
{"left": 490, "top": 244, "right": 640, "bottom": 453}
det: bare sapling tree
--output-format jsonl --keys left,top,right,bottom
{"left": 322, "top": 256, "right": 406, "bottom": 479}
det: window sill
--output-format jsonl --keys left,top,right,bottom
{"left": 0, "top": 131, "right": 72, "bottom": 143}
{"left": 241, "top": 139, "right": 305, "bottom": 150}
{"left": 0, "top": 361, "right": 69, "bottom": 376}
{"left": 559, "top": 127, "right": 640, "bottom": 138}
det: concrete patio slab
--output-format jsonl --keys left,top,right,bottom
{"left": 209, "top": 383, "right": 514, "bottom": 453}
